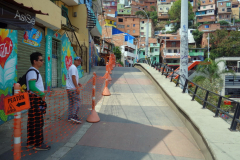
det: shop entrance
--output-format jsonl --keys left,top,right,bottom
{"left": 52, "top": 39, "right": 61, "bottom": 88}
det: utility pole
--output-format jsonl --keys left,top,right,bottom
{"left": 208, "top": 33, "right": 209, "bottom": 61}
{"left": 180, "top": 0, "right": 188, "bottom": 90}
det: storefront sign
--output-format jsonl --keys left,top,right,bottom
{"left": 0, "top": 8, "right": 36, "bottom": 30}
{"left": 22, "top": 28, "right": 42, "bottom": 47}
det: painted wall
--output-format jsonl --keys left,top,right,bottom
{"left": 105, "top": 19, "right": 116, "bottom": 27}
{"left": 0, "top": 29, "right": 18, "bottom": 125}
{"left": 46, "top": 28, "right": 84, "bottom": 91}
{"left": 117, "top": 4, "right": 131, "bottom": 15}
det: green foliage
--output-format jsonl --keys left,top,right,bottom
{"left": 114, "top": 46, "right": 122, "bottom": 60}
{"left": 192, "top": 29, "right": 203, "bottom": 48}
{"left": 203, "top": 21, "right": 210, "bottom": 24}
{"left": 166, "top": 21, "right": 171, "bottom": 25}
{"left": 218, "top": 20, "right": 229, "bottom": 25}
{"left": 117, "top": 59, "right": 124, "bottom": 66}
{"left": 195, "top": 58, "right": 235, "bottom": 83}
{"left": 234, "top": 19, "right": 240, "bottom": 23}
{"left": 150, "top": 6, "right": 156, "bottom": 11}
{"left": 168, "top": 0, "right": 194, "bottom": 21}
{"left": 135, "top": 10, "right": 158, "bottom": 26}
{"left": 209, "top": 29, "right": 240, "bottom": 59}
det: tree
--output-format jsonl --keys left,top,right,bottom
{"left": 192, "top": 29, "right": 203, "bottom": 48}
{"left": 114, "top": 46, "right": 122, "bottom": 60}
{"left": 168, "top": 0, "right": 194, "bottom": 21}
{"left": 150, "top": 6, "right": 156, "bottom": 12}
{"left": 209, "top": 29, "right": 240, "bottom": 59}
{"left": 194, "top": 58, "right": 235, "bottom": 84}
{"left": 218, "top": 20, "right": 229, "bottom": 25}
{"left": 135, "top": 10, "right": 158, "bottom": 26}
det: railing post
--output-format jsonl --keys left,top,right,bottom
{"left": 171, "top": 69, "right": 174, "bottom": 82}
{"left": 230, "top": 103, "right": 240, "bottom": 131}
{"left": 192, "top": 86, "right": 198, "bottom": 101}
{"left": 159, "top": 63, "right": 162, "bottom": 72}
{"left": 202, "top": 91, "right": 209, "bottom": 108}
{"left": 176, "top": 75, "right": 180, "bottom": 87}
{"left": 182, "top": 79, "right": 188, "bottom": 93}
{"left": 214, "top": 96, "right": 222, "bottom": 117}
{"left": 162, "top": 65, "right": 165, "bottom": 75}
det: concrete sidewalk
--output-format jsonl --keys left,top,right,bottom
{"left": 0, "top": 66, "right": 205, "bottom": 160}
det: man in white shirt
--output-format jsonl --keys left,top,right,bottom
{"left": 66, "top": 57, "right": 82, "bottom": 123}
{"left": 26, "top": 52, "right": 50, "bottom": 151}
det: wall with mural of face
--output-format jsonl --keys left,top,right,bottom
{"left": 0, "top": 29, "right": 18, "bottom": 125}
{"left": 46, "top": 29, "right": 84, "bottom": 90}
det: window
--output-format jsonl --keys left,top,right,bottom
{"left": 166, "top": 7, "right": 169, "bottom": 10}
{"left": 109, "top": 10, "right": 111, "bottom": 12}
{"left": 222, "top": 8, "right": 225, "bottom": 11}
{"left": 190, "top": 30, "right": 193, "bottom": 33}
{"left": 127, "top": 25, "right": 130, "bottom": 27}
{"left": 143, "top": 51, "right": 145, "bottom": 55}
{"left": 168, "top": 49, "right": 172, "bottom": 53}
{"left": 141, "top": 32, "right": 144, "bottom": 35}
{"left": 121, "top": 5, "right": 124, "bottom": 7}
{"left": 160, "top": 8, "right": 162, "bottom": 10}
{"left": 142, "top": 21, "right": 144, "bottom": 24}
{"left": 220, "top": 3, "right": 223, "bottom": 5}
{"left": 203, "top": 6, "right": 206, "bottom": 9}
{"left": 174, "top": 37, "right": 177, "bottom": 39}
{"left": 226, "top": 2, "right": 231, "bottom": 7}
{"left": 118, "top": 18, "right": 123, "bottom": 22}
{"left": 150, "top": 2, "right": 152, "bottom": 4}
{"left": 205, "top": 25, "right": 209, "bottom": 28}
{"left": 155, "top": 48, "right": 158, "bottom": 52}
{"left": 112, "top": 2, "right": 115, "bottom": 6}
{"left": 174, "top": 49, "right": 178, "bottom": 53}
{"left": 141, "top": 27, "right": 144, "bottom": 29}
{"left": 199, "top": 17, "right": 203, "bottom": 19}
{"left": 227, "top": 15, "right": 229, "bottom": 18}
{"left": 172, "top": 42, "right": 176, "bottom": 47}
{"left": 133, "top": 24, "right": 135, "bottom": 27}
{"left": 202, "top": 1, "right": 205, "bottom": 3}
{"left": 195, "top": 50, "right": 197, "bottom": 52}
{"left": 127, "top": 10, "right": 130, "bottom": 13}
{"left": 133, "top": 30, "right": 135, "bottom": 33}
{"left": 211, "top": 5, "right": 213, "bottom": 8}
{"left": 219, "top": 15, "right": 222, "bottom": 19}
{"left": 110, "top": 21, "right": 112, "bottom": 24}
{"left": 209, "top": 0, "right": 212, "bottom": 2}
{"left": 127, "top": 30, "right": 130, "bottom": 33}
{"left": 117, "top": 25, "right": 124, "bottom": 28}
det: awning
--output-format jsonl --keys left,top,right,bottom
{"left": 0, "top": 0, "right": 48, "bottom": 30}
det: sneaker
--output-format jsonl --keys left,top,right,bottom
{"left": 34, "top": 143, "right": 51, "bottom": 151}
{"left": 26, "top": 144, "right": 34, "bottom": 149}
{"left": 72, "top": 115, "right": 82, "bottom": 123}
{"left": 68, "top": 117, "right": 72, "bottom": 122}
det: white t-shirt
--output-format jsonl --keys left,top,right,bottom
{"left": 66, "top": 64, "right": 79, "bottom": 90}
{"left": 26, "top": 67, "right": 44, "bottom": 92}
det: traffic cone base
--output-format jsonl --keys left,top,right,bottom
{"left": 102, "top": 86, "right": 111, "bottom": 96}
{"left": 86, "top": 109, "right": 100, "bottom": 123}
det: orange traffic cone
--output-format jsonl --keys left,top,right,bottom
{"left": 87, "top": 72, "right": 100, "bottom": 123}
{"left": 102, "top": 79, "right": 111, "bottom": 96}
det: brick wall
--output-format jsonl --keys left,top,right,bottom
{"left": 198, "top": 23, "right": 220, "bottom": 32}
{"left": 197, "top": 15, "right": 216, "bottom": 22}
{"left": 116, "top": 17, "right": 140, "bottom": 37}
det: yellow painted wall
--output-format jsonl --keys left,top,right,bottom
{"left": 232, "top": 8, "right": 239, "bottom": 19}
{"left": 15, "top": 0, "right": 61, "bottom": 30}
{"left": 105, "top": 19, "right": 116, "bottom": 27}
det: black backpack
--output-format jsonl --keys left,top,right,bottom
{"left": 12, "top": 69, "right": 39, "bottom": 94}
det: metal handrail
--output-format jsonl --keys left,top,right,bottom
{"left": 140, "top": 61, "right": 240, "bottom": 131}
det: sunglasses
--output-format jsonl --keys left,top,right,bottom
{"left": 38, "top": 59, "right": 44, "bottom": 62}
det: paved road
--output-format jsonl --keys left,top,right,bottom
{"left": 62, "top": 67, "right": 205, "bottom": 160}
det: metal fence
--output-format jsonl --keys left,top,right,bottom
{"left": 142, "top": 60, "right": 240, "bottom": 131}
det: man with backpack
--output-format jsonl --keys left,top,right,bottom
{"left": 25, "top": 52, "right": 50, "bottom": 151}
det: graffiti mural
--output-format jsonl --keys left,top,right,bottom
{"left": 0, "top": 29, "right": 18, "bottom": 125}
{"left": 46, "top": 29, "right": 84, "bottom": 88}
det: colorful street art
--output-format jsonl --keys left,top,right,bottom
{"left": 45, "top": 35, "right": 52, "bottom": 91}
{"left": 23, "top": 28, "right": 42, "bottom": 47}
{"left": 46, "top": 29, "right": 84, "bottom": 88}
{"left": 0, "top": 29, "right": 18, "bottom": 125}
